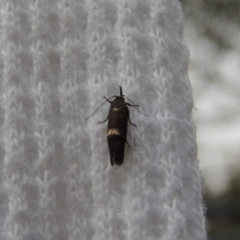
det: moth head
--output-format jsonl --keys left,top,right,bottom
{"left": 115, "top": 86, "right": 125, "bottom": 101}
{"left": 115, "top": 95, "right": 125, "bottom": 101}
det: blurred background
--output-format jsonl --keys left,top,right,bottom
{"left": 180, "top": 0, "right": 240, "bottom": 239}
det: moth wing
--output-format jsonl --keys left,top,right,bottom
{"left": 107, "top": 135, "right": 125, "bottom": 166}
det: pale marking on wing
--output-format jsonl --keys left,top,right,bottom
{"left": 108, "top": 128, "right": 120, "bottom": 136}
{"left": 113, "top": 107, "right": 119, "bottom": 111}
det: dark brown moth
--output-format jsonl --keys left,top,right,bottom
{"left": 85, "top": 86, "right": 145, "bottom": 166}
{"left": 99, "top": 87, "right": 138, "bottom": 166}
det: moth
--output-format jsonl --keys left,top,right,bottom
{"left": 85, "top": 86, "right": 145, "bottom": 166}
{"left": 99, "top": 87, "right": 138, "bottom": 166}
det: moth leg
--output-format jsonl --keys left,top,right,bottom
{"left": 126, "top": 139, "right": 131, "bottom": 148}
{"left": 98, "top": 115, "right": 109, "bottom": 123}
{"left": 128, "top": 117, "right": 137, "bottom": 127}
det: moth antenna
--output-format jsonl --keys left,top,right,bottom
{"left": 124, "top": 95, "right": 149, "bottom": 117}
{"left": 85, "top": 96, "right": 115, "bottom": 120}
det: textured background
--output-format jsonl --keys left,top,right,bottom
{"left": 0, "top": 0, "right": 206, "bottom": 239}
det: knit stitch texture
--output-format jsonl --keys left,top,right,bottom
{"left": 0, "top": 0, "right": 206, "bottom": 239}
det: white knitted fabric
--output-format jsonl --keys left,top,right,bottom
{"left": 0, "top": 0, "right": 206, "bottom": 239}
